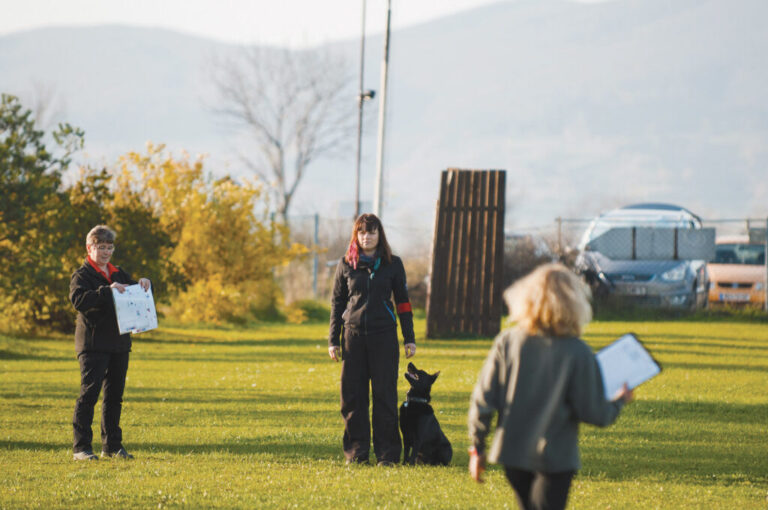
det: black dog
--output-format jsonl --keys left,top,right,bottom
{"left": 399, "top": 362, "right": 452, "bottom": 465}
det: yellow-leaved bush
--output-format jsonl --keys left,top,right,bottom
{"left": 114, "top": 144, "right": 306, "bottom": 324}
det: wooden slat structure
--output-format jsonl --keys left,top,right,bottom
{"left": 426, "top": 169, "right": 506, "bottom": 338}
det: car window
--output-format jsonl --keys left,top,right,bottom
{"left": 712, "top": 244, "right": 766, "bottom": 265}
{"left": 581, "top": 216, "right": 697, "bottom": 248}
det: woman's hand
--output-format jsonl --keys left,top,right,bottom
{"left": 329, "top": 345, "right": 341, "bottom": 362}
{"left": 110, "top": 282, "right": 126, "bottom": 293}
{"left": 613, "top": 383, "right": 634, "bottom": 404}
{"left": 404, "top": 343, "right": 416, "bottom": 358}
{"left": 138, "top": 278, "right": 151, "bottom": 291}
{"left": 469, "top": 448, "right": 486, "bottom": 483}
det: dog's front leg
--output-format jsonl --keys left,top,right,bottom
{"left": 400, "top": 410, "right": 413, "bottom": 464}
{"left": 410, "top": 429, "right": 424, "bottom": 465}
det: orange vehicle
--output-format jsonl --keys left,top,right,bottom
{"left": 707, "top": 236, "right": 766, "bottom": 306}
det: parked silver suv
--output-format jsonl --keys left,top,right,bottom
{"left": 575, "top": 203, "right": 710, "bottom": 308}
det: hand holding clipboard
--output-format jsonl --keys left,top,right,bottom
{"left": 596, "top": 333, "right": 662, "bottom": 401}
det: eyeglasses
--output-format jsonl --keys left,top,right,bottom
{"left": 92, "top": 244, "right": 115, "bottom": 252}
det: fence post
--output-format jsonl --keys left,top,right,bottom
{"left": 313, "top": 213, "right": 319, "bottom": 298}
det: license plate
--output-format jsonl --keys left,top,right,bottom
{"left": 719, "top": 293, "right": 750, "bottom": 302}
{"left": 624, "top": 287, "right": 647, "bottom": 296}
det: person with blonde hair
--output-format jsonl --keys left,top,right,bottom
{"left": 468, "top": 263, "right": 633, "bottom": 510}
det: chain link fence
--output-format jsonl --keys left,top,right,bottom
{"left": 279, "top": 214, "right": 432, "bottom": 306}
{"left": 276, "top": 212, "right": 767, "bottom": 314}
{"left": 549, "top": 214, "right": 768, "bottom": 311}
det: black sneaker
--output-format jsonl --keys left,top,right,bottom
{"left": 73, "top": 450, "right": 98, "bottom": 461}
{"left": 377, "top": 460, "right": 395, "bottom": 467}
{"left": 345, "top": 457, "right": 369, "bottom": 465}
{"left": 101, "top": 448, "right": 134, "bottom": 459}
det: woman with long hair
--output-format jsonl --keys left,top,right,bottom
{"left": 328, "top": 214, "right": 416, "bottom": 466}
{"left": 468, "top": 263, "right": 633, "bottom": 509}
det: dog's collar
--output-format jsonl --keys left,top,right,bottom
{"left": 405, "top": 396, "right": 430, "bottom": 405}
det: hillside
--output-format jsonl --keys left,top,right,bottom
{"left": 1, "top": 0, "right": 766, "bottom": 245}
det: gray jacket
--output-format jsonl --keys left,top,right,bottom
{"left": 468, "top": 327, "right": 624, "bottom": 472}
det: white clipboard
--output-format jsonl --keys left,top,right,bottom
{"left": 112, "top": 284, "right": 158, "bottom": 335}
{"left": 596, "top": 333, "right": 661, "bottom": 400}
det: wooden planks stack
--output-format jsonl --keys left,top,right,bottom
{"left": 426, "top": 169, "right": 506, "bottom": 338}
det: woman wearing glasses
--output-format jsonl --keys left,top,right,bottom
{"left": 69, "top": 225, "right": 150, "bottom": 461}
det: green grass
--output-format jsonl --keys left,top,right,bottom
{"left": 1, "top": 318, "right": 767, "bottom": 509}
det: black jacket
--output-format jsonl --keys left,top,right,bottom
{"left": 70, "top": 259, "right": 136, "bottom": 354}
{"left": 329, "top": 254, "right": 415, "bottom": 346}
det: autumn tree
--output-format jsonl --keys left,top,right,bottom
{"left": 0, "top": 94, "right": 83, "bottom": 332}
{"left": 212, "top": 47, "right": 356, "bottom": 222}
{"left": 66, "top": 167, "right": 175, "bottom": 301}
{"left": 114, "top": 144, "right": 306, "bottom": 323}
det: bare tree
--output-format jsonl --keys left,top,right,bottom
{"left": 213, "top": 47, "right": 356, "bottom": 222}
{"left": 29, "top": 80, "right": 66, "bottom": 131}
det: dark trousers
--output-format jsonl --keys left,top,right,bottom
{"left": 340, "top": 328, "right": 401, "bottom": 463}
{"left": 504, "top": 468, "right": 575, "bottom": 510}
{"left": 73, "top": 351, "right": 130, "bottom": 453}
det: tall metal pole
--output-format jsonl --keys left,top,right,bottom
{"left": 373, "top": 0, "right": 391, "bottom": 219}
{"left": 313, "top": 213, "right": 319, "bottom": 298}
{"left": 764, "top": 216, "right": 768, "bottom": 312}
{"left": 354, "top": 0, "right": 367, "bottom": 220}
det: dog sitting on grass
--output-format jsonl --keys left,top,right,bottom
{"left": 399, "top": 362, "right": 452, "bottom": 465}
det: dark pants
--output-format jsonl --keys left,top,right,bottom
{"left": 73, "top": 351, "right": 130, "bottom": 453}
{"left": 504, "top": 468, "right": 575, "bottom": 510}
{"left": 340, "top": 328, "right": 401, "bottom": 463}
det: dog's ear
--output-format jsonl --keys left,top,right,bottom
{"left": 431, "top": 371, "right": 440, "bottom": 381}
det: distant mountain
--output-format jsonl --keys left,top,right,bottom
{"left": 1, "top": 0, "right": 766, "bottom": 248}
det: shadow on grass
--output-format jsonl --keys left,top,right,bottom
{"left": 592, "top": 303, "right": 768, "bottom": 323}
{"left": 126, "top": 387, "right": 337, "bottom": 405}
{"left": 586, "top": 332, "right": 768, "bottom": 344}
{"left": 626, "top": 399, "right": 768, "bottom": 425}
{"left": 0, "top": 440, "right": 64, "bottom": 452}
{"left": 578, "top": 399, "right": 768, "bottom": 484}
{"left": 134, "top": 439, "right": 339, "bottom": 459}
{"left": 656, "top": 361, "right": 768, "bottom": 372}
{"left": 139, "top": 335, "right": 324, "bottom": 348}
{"left": 648, "top": 342, "right": 768, "bottom": 353}
{"left": 648, "top": 348, "right": 768, "bottom": 360}
{"left": 3, "top": 399, "right": 765, "bottom": 483}
{"left": 0, "top": 438, "right": 339, "bottom": 460}
{"left": 0, "top": 349, "right": 71, "bottom": 362}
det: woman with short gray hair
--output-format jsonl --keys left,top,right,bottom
{"left": 69, "top": 225, "right": 150, "bottom": 460}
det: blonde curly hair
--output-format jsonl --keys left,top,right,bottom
{"left": 504, "top": 263, "right": 592, "bottom": 337}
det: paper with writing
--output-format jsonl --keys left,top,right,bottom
{"left": 112, "top": 284, "right": 158, "bottom": 335}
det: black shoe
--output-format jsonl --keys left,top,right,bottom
{"left": 101, "top": 448, "right": 134, "bottom": 459}
{"left": 73, "top": 450, "right": 98, "bottom": 461}
{"left": 345, "top": 457, "right": 369, "bottom": 465}
{"left": 377, "top": 460, "right": 395, "bottom": 467}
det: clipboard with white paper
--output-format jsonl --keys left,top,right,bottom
{"left": 596, "top": 333, "right": 661, "bottom": 400}
{"left": 112, "top": 284, "right": 158, "bottom": 335}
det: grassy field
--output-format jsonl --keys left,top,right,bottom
{"left": 1, "top": 317, "right": 767, "bottom": 509}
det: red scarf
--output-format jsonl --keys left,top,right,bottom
{"left": 87, "top": 256, "right": 118, "bottom": 283}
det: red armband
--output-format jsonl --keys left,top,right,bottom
{"left": 396, "top": 302, "right": 412, "bottom": 314}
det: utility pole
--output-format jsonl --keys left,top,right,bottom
{"left": 313, "top": 213, "right": 319, "bottom": 297}
{"left": 354, "top": 0, "right": 374, "bottom": 220}
{"left": 373, "top": 0, "right": 391, "bottom": 219}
